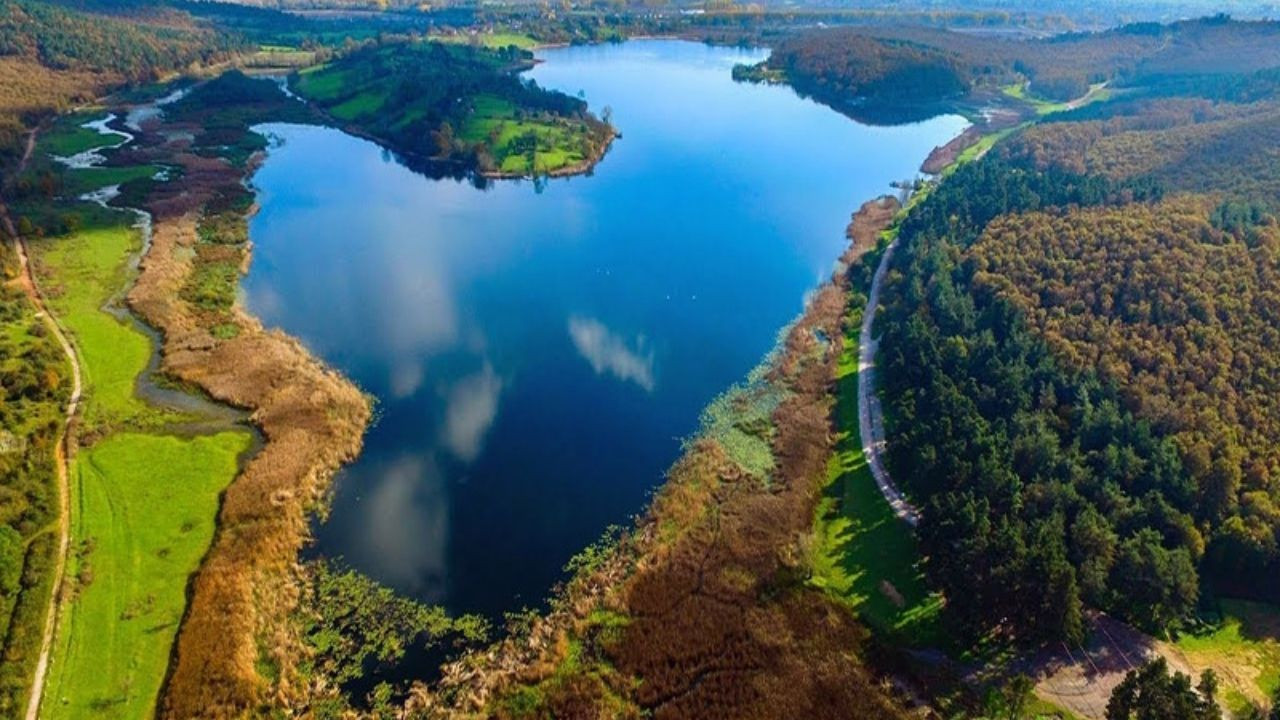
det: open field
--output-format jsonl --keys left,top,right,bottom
{"left": 1167, "top": 600, "right": 1280, "bottom": 715}
{"left": 29, "top": 214, "right": 167, "bottom": 431}
{"left": 292, "top": 64, "right": 347, "bottom": 102}
{"left": 809, "top": 291, "right": 943, "bottom": 648}
{"left": 1002, "top": 82, "right": 1112, "bottom": 116}
{"left": 21, "top": 139, "right": 255, "bottom": 720}
{"left": 39, "top": 115, "right": 118, "bottom": 157}
{"left": 458, "top": 94, "right": 590, "bottom": 175}
{"left": 328, "top": 89, "right": 388, "bottom": 121}
{"left": 429, "top": 31, "right": 539, "bottom": 50}
{"left": 43, "top": 430, "right": 251, "bottom": 720}
{"left": 62, "top": 166, "right": 159, "bottom": 197}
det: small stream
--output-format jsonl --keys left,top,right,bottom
{"left": 54, "top": 103, "right": 245, "bottom": 427}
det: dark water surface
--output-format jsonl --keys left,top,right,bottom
{"left": 243, "top": 40, "right": 966, "bottom": 620}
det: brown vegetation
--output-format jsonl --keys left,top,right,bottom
{"left": 846, "top": 194, "right": 900, "bottom": 255}
{"left": 1008, "top": 97, "right": 1280, "bottom": 202}
{"left": 117, "top": 99, "right": 370, "bottom": 716}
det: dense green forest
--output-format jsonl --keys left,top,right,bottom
{"left": 970, "top": 198, "right": 1280, "bottom": 605}
{"left": 0, "top": 0, "right": 240, "bottom": 77}
{"left": 866, "top": 22, "right": 1280, "bottom": 649}
{"left": 291, "top": 40, "right": 614, "bottom": 177}
{"left": 745, "top": 31, "right": 968, "bottom": 106}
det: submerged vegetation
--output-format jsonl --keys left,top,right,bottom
{"left": 292, "top": 40, "right": 614, "bottom": 178}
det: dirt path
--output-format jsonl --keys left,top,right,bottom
{"left": 1063, "top": 81, "right": 1109, "bottom": 112}
{"left": 857, "top": 232, "right": 921, "bottom": 527}
{"left": 2, "top": 129, "right": 84, "bottom": 720}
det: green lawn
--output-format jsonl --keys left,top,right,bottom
{"left": 944, "top": 126, "right": 1022, "bottom": 176}
{"left": 43, "top": 430, "right": 251, "bottom": 720}
{"left": 1002, "top": 81, "right": 1111, "bottom": 116}
{"left": 429, "top": 31, "right": 539, "bottom": 50}
{"left": 808, "top": 296, "right": 944, "bottom": 648}
{"left": 329, "top": 89, "right": 389, "bottom": 122}
{"left": 293, "top": 64, "right": 348, "bottom": 102}
{"left": 40, "top": 115, "right": 120, "bottom": 157}
{"left": 460, "top": 94, "right": 589, "bottom": 175}
{"left": 1174, "top": 599, "right": 1280, "bottom": 715}
{"left": 63, "top": 166, "right": 159, "bottom": 197}
{"left": 26, "top": 110, "right": 255, "bottom": 720}
{"left": 32, "top": 216, "right": 167, "bottom": 431}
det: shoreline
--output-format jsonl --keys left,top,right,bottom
{"left": 424, "top": 193, "right": 909, "bottom": 715}
{"left": 95, "top": 93, "right": 372, "bottom": 716}
{"left": 18, "top": 55, "right": 974, "bottom": 715}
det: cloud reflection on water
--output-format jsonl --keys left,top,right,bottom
{"left": 441, "top": 364, "right": 503, "bottom": 463}
{"left": 359, "top": 454, "right": 448, "bottom": 600}
{"left": 568, "top": 316, "right": 655, "bottom": 392}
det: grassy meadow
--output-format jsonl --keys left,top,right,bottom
{"left": 43, "top": 431, "right": 250, "bottom": 720}
{"left": 808, "top": 294, "right": 944, "bottom": 648}
{"left": 31, "top": 213, "right": 165, "bottom": 431}
{"left": 428, "top": 31, "right": 539, "bottom": 50}
{"left": 62, "top": 165, "right": 159, "bottom": 197}
{"left": 458, "top": 94, "right": 591, "bottom": 175}
{"left": 22, "top": 137, "right": 253, "bottom": 719}
{"left": 41, "top": 113, "right": 120, "bottom": 157}
{"left": 1171, "top": 599, "right": 1280, "bottom": 715}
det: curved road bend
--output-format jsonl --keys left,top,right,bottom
{"left": 2, "top": 129, "right": 84, "bottom": 720}
{"left": 857, "top": 234, "right": 922, "bottom": 527}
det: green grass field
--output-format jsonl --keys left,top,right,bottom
{"left": 808, "top": 296, "right": 944, "bottom": 648}
{"left": 25, "top": 109, "right": 258, "bottom": 720}
{"left": 43, "top": 430, "right": 251, "bottom": 720}
{"left": 1002, "top": 81, "right": 1112, "bottom": 116}
{"left": 1174, "top": 599, "right": 1280, "bottom": 715}
{"left": 32, "top": 215, "right": 167, "bottom": 431}
{"left": 63, "top": 166, "right": 159, "bottom": 196}
{"left": 40, "top": 114, "right": 120, "bottom": 157}
{"left": 329, "top": 89, "right": 389, "bottom": 122}
{"left": 293, "top": 64, "right": 347, "bottom": 102}
{"left": 460, "top": 94, "right": 589, "bottom": 175}
{"left": 429, "top": 31, "right": 539, "bottom": 50}
{"left": 944, "top": 126, "right": 1022, "bottom": 176}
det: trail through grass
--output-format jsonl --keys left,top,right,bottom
{"left": 44, "top": 431, "right": 251, "bottom": 720}
{"left": 30, "top": 165, "right": 252, "bottom": 719}
{"left": 809, "top": 294, "right": 944, "bottom": 648}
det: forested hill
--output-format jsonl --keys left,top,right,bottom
{"left": 290, "top": 40, "right": 615, "bottom": 178}
{"left": 0, "top": 0, "right": 239, "bottom": 76}
{"left": 745, "top": 15, "right": 1280, "bottom": 110}
{"left": 866, "top": 20, "right": 1280, "bottom": 651}
{"left": 0, "top": 0, "right": 246, "bottom": 168}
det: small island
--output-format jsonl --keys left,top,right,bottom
{"left": 291, "top": 40, "right": 616, "bottom": 179}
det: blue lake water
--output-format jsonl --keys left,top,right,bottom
{"left": 243, "top": 40, "right": 967, "bottom": 621}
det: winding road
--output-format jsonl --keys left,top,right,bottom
{"left": 2, "top": 129, "right": 83, "bottom": 720}
{"left": 857, "top": 231, "right": 921, "bottom": 527}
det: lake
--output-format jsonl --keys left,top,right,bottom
{"left": 243, "top": 40, "right": 966, "bottom": 623}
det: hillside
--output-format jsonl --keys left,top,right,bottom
{"left": 290, "top": 40, "right": 615, "bottom": 178}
